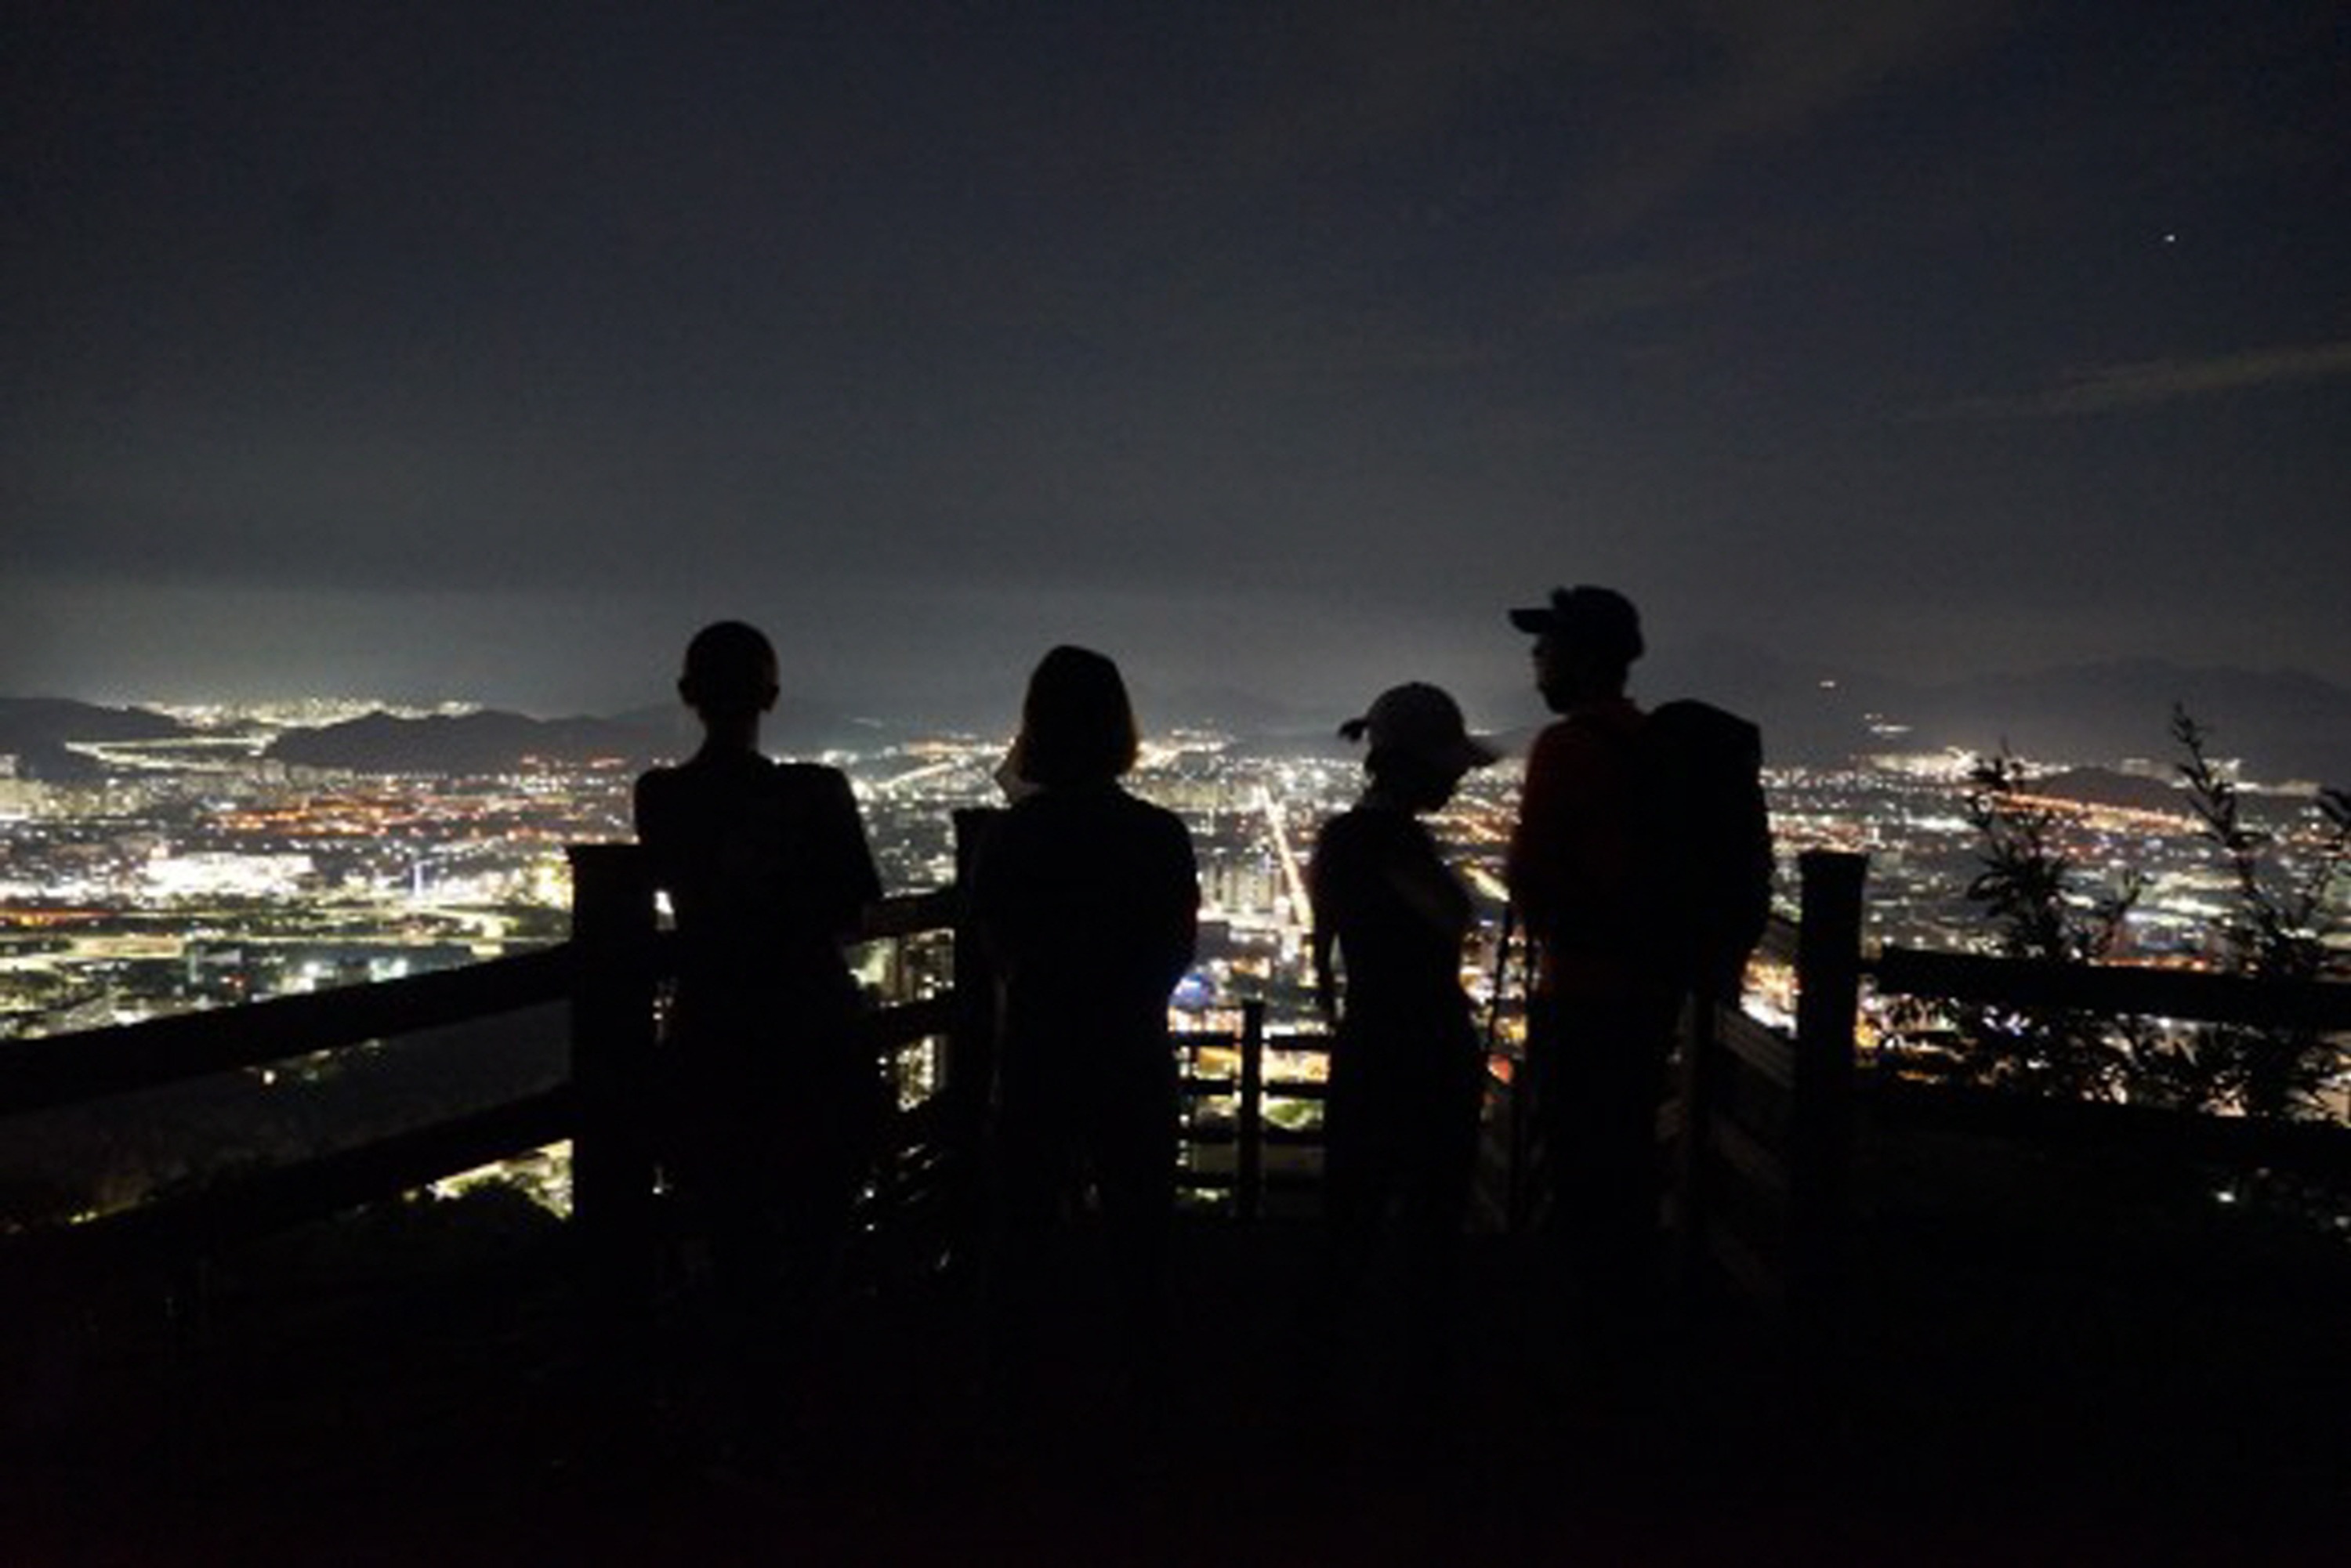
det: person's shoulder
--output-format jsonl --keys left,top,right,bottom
{"left": 1593, "top": 697, "right": 1645, "bottom": 737}
{"left": 632, "top": 760, "right": 688, "bottom": 818}
{"left": 1124, "top": 789, "right": 1191, "bottom": 841}
{"left": 998, "top": 787, "right": 1056, "bottom": 827}
{"left": 770, "top": 758, "right": 852, "bottom": 791}
{"left": 1123, "top": 788, "right": 1181, "bottom": 824}
{"left": 986, "top": 788, "right": 1056, "bottom": 853}
{"left": 1525, "top": 719, "right": 1584, "bottom": 766}
{"left": 1310, "top": 806, "right": 1377, "bottom": 872}
{"left": 750, "top": 757, "right": 851, "bottom": 807}
{"left": 1535, "top": 703, "right": 1642, "bottom": 757}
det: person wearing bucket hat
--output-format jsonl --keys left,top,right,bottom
{"left": 1503, "top": 584, "right": 1679, "bottom": 1345}
{"left": 1306, "top": 682, "right": 1496, "bottom": 1390}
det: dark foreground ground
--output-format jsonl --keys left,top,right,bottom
{"left": 8, "top": 1132, "right": 2348, "bottom": 1567}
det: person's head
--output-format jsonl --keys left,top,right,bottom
{"left": 1016, "top": 645, "right": 1140, "bottom": 789}
{"left": 677, "top": 620, "right": 779, "bottom": 723}
{"left": 1509, "top": 585, "right": 1643, "bottom": 713}
{"left": 1339, "top": 683, "right": 1495, "bottom": 812}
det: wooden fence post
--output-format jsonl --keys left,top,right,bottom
{"left": 566, "top": 842, "right": 658, "bottom": 1414}
{"left": 1672, "top": 991, "right": 1717, "bottom": 1288}
{"left": 940, "top": 808, "right": 1003, "bottom": 1272}
{"left": 1237, "top": 998, "right": 1266, "bottom": 1223}
{"left": 1791, "top": 849, "right": 1866, "bottom": 1318}
{"left": 947, "top": 809, "right": 1002, "bottom": 1135}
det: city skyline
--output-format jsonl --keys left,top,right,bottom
{"left": 8, "top": 3, "right": 2349, "bottom": 715}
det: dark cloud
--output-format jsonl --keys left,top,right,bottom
{"left": 5, "top": 1, "right": 2348, "bottom": 715}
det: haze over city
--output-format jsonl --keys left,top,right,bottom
{"left": 8, "top": 2, "right": 2349, "bottom": 727}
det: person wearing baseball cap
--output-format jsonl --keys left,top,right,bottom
{"left": 1502, "top": 585, "right": 1677, "bottom": 1349}
{"left": 1307, "top": 682, "right": 1496, "bottom": 1395}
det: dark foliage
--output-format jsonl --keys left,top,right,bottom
{"left": 1954, "top": 751, "right": 2148, "bottom": 1099}
{"left": 1938, "top": 717, "right": 2349, "bottom": 1116}
{"left": 2171, "top": 705, "right": 2351, "bottom": 1117}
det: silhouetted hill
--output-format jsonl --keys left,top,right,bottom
{"left": 265, "top": 710, "right": 671, "bottom": 774}
{"left": 263, "top": 697, "right": 882, "bottom": 774}
{"left": 1479, "top": 650, "right": 2351, "bottom": 783}
{"left": 1857, "top": 661, "right": 2351, "bottom": 784}
{"left": 1150, "top": 683, "right": 1320, "bottom": 738}
{"left": 0, "top": 697, "right": 190, "bottom": 780}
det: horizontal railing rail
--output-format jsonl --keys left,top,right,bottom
{"left": 0, "top": 947, "right": 578, "bottom": 1117}
{"left": 1860, "top": 1076, "right": 2351, "bottom": 1177}
{"left": 1857, "top": 938, "right": 2351, "bottom": 1182}
{"left": 1670, "top": 855, "right": 1861, "bottom": 1316}
{"left": 2, "top": 876, "right": 968, "bottom": 1273}
{"left": 3, "top": 1088, "right": 576, "bottom": 1279}
{"left": 1869, "top": 945, "right": 2351, "bottom": 1034}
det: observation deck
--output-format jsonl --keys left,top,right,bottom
{"left": 4, "top": 845, "right": 2347, "bottom": 1563}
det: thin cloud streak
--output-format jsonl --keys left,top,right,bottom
{"left": 1918, "top": 340, "right": 2351, "bottom": 421}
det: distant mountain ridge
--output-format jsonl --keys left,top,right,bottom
{"left": 0, "top": 697, "right": 191, "bottom": 780}
{"left": 6, "top": 658, "right": 2349, "bottom": 783}
{"left": 263, "top": 710, "right": 670, "bottom": 774}
{"left": 1852, "top": 661, "right": 2351, "bottom": 784}
{"left": 1486, "top": 651, "right": 2351, "bottom": 785}
{"left": 261, "top": 696, "right": 877, "bottom": 774}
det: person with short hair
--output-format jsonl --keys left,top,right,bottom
{"left": 632, "top": 619, "right": 883, "bottom": 1462}
{"left": 1503, "top": 586, "right": 1679, "bottom": 1340}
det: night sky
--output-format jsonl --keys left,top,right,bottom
{"left": 7, "top": 2, "right": 2349, "bottom": 728}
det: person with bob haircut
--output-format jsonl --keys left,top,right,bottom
{"left": 632, "top": 619, "right": 883, "bottom": 1466}
{"left": 972, "top": 645, "right": 1199, "bottom": 1410}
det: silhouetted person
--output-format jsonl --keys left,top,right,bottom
{"left": 1308, "top": 683, "right": 1496, "bottom": 1409}
{"left": 1503, "top": 586, "right": 1679, "bottom": 1349}
{"left": 971, "top": 646, "right": 1199, "bottom": 1416}
{"left": 632, "top": 620, "right": 883, "bottom": 1464}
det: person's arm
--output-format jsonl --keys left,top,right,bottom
{"left": 966, "top": 802, "right": 1023, "bottom": 979}
{"left": 1504, "top": 725, "right": 1572, "bottom": 936}
{"left": 1306, "top": 828, "right": 1339, "bottom": 1027}
{"left": 813, "top": 768, "right": 883, "bottom": 943}
{"left": 1158, "top": 815, "right": 1201, "bottom": 994}
{"left": 632, "top": 769, "right": 679, "bottom": 892}
{"left": 1379, "top": 831, "right": 1470, "bottom": 939}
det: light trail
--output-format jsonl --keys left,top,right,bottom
{"left": 1255, "top": 784, "right": 1312, "bottom": 931}
{"left": 875, "top": 758, "right": 967, "bottom": 792}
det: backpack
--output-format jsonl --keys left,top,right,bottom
{"left": 1629, "top": 700, "right": 1775, "bottom": 999}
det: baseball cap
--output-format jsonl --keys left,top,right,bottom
{"left": 1508, "top": 585, "right": 1644, "bottom": 664}
{"left": 1339, "top": 683, "right": 1498, "bottom": 775}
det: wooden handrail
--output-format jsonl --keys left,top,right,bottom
{"left": 1863, "top": 1076, "right": 2351, "bottom": 1177}
{"left": 0, "top": 885, "right": 975, "bottom": 1124}
{"left": 2, "top": 878, "right": 972, "bottom": 1260}
{"left": 860, "top": 886, "right": 962, "bottom": 940}
{"left": 0, "top": 947, "right": 577, "bottom": 1117}
{"left": 3, "top": 1087, "right": 574, "bottom": 1270}
{"left": 1870, "top": 944, "right": 2351, "bottom": 1032}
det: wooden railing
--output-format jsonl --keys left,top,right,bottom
{"left": 1667, "top": 850, "right": 1863, "bottom": 1314}
{"left": 1864, "top": 935, "right": 2351, "bottom": 1178}
{"left": 1175, "top": 1001, "right": 1334, "bottom": 1219}
{"left": 12, "top": 832, "right": 2338, "bottom": 1350}
{"left": 1672, "top": 846, "right": 2351, "bottom": 1318}
{"left": 0, "top": 950, "right": 578, "bottom": 1277}
{"left": 1174, "top": 1001, "right": 1527, "bottom": 1227}
{"left": 0, "top": 846, "right": 979, "bottom": 1319}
